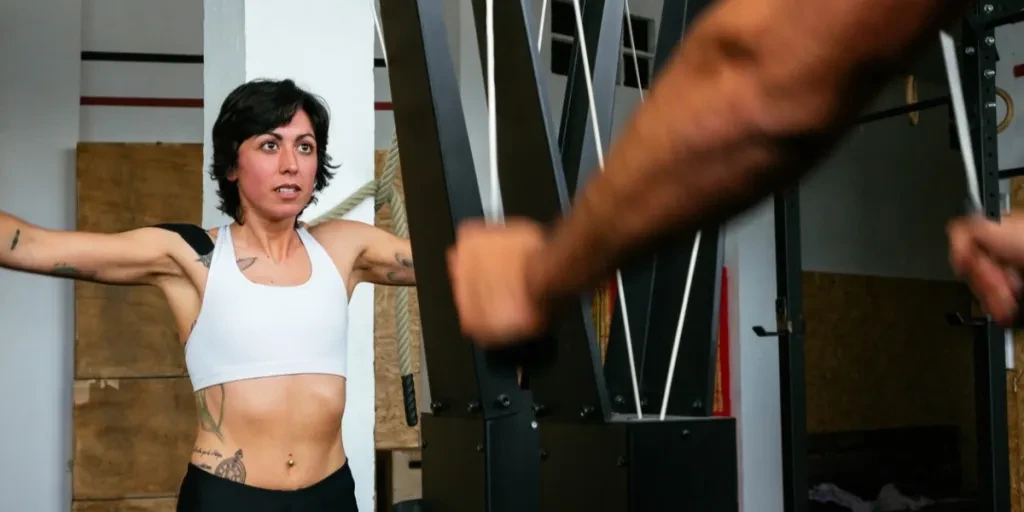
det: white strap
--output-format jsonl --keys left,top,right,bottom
{"left": 940, "top": 31, "right": 982, "bottom": 209}
{"left": 369, "top": 1, "right": 388, "bottom": 67}
{"left": 939, "top": 30, "right": 1015, "bottom": 371}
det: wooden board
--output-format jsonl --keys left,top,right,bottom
{"left": 73, "top": 143, "right": 202, "bottom": 509}
{"left": 1009, "top": 335, "right": 1023, "bottom": 512}
{"left": 802, "top": 271, "right": 978, "bottom": 490}
{"left": 75, "top": 143, "right": 203, "bottom": 379}
{"left": 373, "top": 150, "right": 425, "bottom": 450}
{"left": 1009, "top": 176, "right": 1024, "bottom": 511}
{"left": 72, "top": 497, "right": 178, "bottom": 512}
{"left": 73, "top": 378, "right": 196, "bottom": 499}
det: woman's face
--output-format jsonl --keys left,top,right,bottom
{"left": 230, "top": 109, "right": 319, "bottom": 223}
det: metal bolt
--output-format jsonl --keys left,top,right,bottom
{"left": 530, "top": 421, "right": 538, "bottom": 429}
{"left": 985, "top": 69, "right": 996, "bottom": 78}
{"left": 614, "top": 395, "right": 625, "bottom": 405}
{"left": 616, "top": 456, "right": 627, "bottom": 467}
{"left": 495, "top": 394, "right": 511, "bottom": 408}
{"left": 429, "top": 401, "right": 444, "bottom": 413}
{"left": 986, "top": 36, "right": 996, "bottom": 46}
{"left": 984, "top": 4, "right": 994, "bottom": 13}
{"left": 467, "top": 401, "right": 481, "bottom": 413}
{"left": 691, "top": 399, "right": 703, "bottom": 410}
{"left": 681, "top": 429, "right": 691, "bottom": 437}
{"left": 579, "top": 405, "right": 596, "bottom": 419}
{"left": 539, "top": 449, "right": 549, "bottom": 460}
{"left": 476, "top": 443, "right": 483, "bottom": 452}
{"left": 987, "top": 102, "right": 998, "bottom": 109}
{"left": 966, "top": 47, "right": 976, "bottom": 55}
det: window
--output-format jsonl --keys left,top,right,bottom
{"left": 548, "top": 0, "right": 654, "bottom": 90}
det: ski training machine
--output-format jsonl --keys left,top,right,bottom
{"left": 378, "top": 0, "right": 736, "bottom": 510}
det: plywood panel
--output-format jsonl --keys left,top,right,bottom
{"left": 373, "top": 150, "right": 424, "bottom": 450}
{"left": 1009, "top": 346, "right": 1023, "bottom": 512}
{"left": 72, "top": 497, "right": 178, "bottom": 512}
{"left": 75, "top": 143, "right": 203, "bottom": 378}
{"left": 803, "top": 271, "right": 978, "bottom": 489}
{"left": 391, "top": 449, "right": 422, "bottom": 504}
{"left": 72, "top": 377, "right": 196, "bottom": 499}
{"left": 1009, "top": 176, "right": 1024, "bottom": 510}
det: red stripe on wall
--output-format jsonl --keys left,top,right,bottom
{"left": 375, "top": 101, "right": 393, "bottom": 111}
{"left": 81, "top": 96, "right": 203, "bottom": 108}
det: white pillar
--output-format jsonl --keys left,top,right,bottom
{"left": 203, "top": 1, "right": 376, "bottom": 509}
{"left": 725, "top": 200, "right": 783, "bottom": 512}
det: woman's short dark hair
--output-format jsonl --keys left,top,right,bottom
{"left": 209, "top": 78, "right": 339, "bottom": 223}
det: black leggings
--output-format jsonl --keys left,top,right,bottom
{"left": 176, "top": 462, "right": 358, "bottom": 512}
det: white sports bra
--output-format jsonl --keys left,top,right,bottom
{"left": 184, "top": 224, "right": 350, "bottom": 392}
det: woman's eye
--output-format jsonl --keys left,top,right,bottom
{"left": 299, "top": 143, "right": 314, "bottom": 153}
{"left": 261, "top": 141, "right": 278, "bottom": 151}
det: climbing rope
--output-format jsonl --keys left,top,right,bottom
{"left": 309, "top": 130, "right": 418, "bottom": 427}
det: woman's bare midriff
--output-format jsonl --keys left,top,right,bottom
{"left": 188, "top": 373, "right": 348, "bottom": 490}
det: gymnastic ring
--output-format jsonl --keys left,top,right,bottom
{"left": 996, "top": 86, "right": 1014, "bottom": 134}
{"left": 905, "top": 74, "right": 919, "bottom": 127}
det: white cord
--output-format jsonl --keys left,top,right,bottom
{"left": 659, "top": 232, "right": 702, "bottom": 420}
{"left": 940, "top": 31, "right": 981, "bottom": 209}
{"left": 570, "top": 0, "right": 606, "bottom": 168}
{"left": 570, "top": 0, "right": 642, "bottom": 419}
{"left": 369, "top": 0, "right": 388, "bottom": 67}
{"left": 538, "top": 0, "right": 549, "bottom": 52}
{"left": 486, "top": 0, "right": 500, "bottom": 222}
{"left": 623, "top": 0, "right": 645, "bottom": 102}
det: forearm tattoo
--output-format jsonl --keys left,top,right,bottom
{"left": 397, "top": 253, "right": 413, "bottom": 268}
{"left": 9, "top": 229, "right": 19, "bottom": 251}
{"left": 52, "top": 263, "right": 97, "bottom": 279}
{"left": 386, "top": 252, "right": 416, "bottom": 285}
{"left": 195, "top": 384, "right": 226, "bottom": 442}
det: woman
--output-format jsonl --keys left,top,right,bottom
{"left": 0, "top": 78, "right": 410, "bottom": 510}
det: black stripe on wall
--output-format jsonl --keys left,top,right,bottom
{"left": 81, "top": 51, "right": 203, "bottom": 64}
{"left": 84, "top": 51, "right": 381, "bottom": 67}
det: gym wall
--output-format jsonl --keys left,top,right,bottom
{"left": 79, "top": 0, "right": 203, "bottom": 144}
{"left": 0, "top": 2, "right": 82, "bottom": 511}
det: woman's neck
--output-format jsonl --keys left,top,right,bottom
{"left": 233, "top": 216, "right": 301, "bottom": 264}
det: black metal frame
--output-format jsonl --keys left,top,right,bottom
{"left": 758, "top": 6, "right": 1021, "bottom": 512}
{"left": 381, "top": 1, "right": 736, "bottom": 510}
{"left": 378, "top": 4, "right": 538, "bottom": 510}
{"left": 751, "top": 185, "right": 808, "bottom": 512}
{"left": 962, "top": 5, "right": 1012, "bottom": 511}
